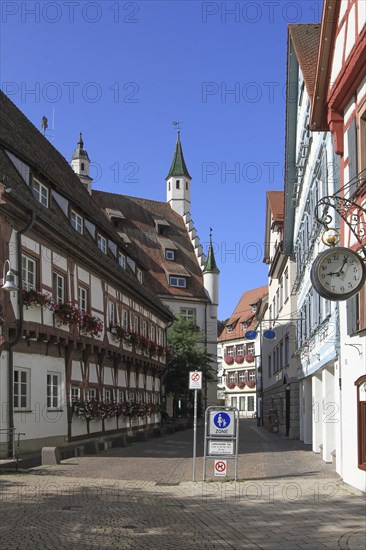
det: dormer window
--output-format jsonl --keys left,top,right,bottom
{"left": 165, "top": 250, "right": 175, "bottom": 261}
{"left": 71, "top": 210, "right": 83, "bottom": 234}
{"left": 226, "top": 325, "right": 233, "bottom": 333}
{"left": 136, "top": 267, "right": 143, "bottom": 283}
{"left": 169, "top": 276, "right": 186, "bottom": 288}
{"left": 97, "top": 234, "right": 107, "bottom": 254}
{"left": 242, "top": 322, "right": 248, "bottom": 330}
{"left": 33, "top": 178, "right": 48, "bottom": 207}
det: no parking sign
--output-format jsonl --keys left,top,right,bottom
{"left": 214, "top": 460, "right": 227, "bottom": 477}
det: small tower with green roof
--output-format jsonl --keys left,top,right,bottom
{"left": 166, "top": 129, "right": 192, "bottom": 217}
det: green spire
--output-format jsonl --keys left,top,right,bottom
{"left": 203, "top": 228, "right": 220, "bottom": 274}
{"left": 166, "top": 130, "right": 192, "bottom": 180}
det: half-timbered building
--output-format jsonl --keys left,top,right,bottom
{"left": 0, "top": 91, "right": 173, "bottom": 457}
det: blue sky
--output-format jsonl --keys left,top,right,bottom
{"left": 0, "top": 0, "right": 323, "bottom": 319}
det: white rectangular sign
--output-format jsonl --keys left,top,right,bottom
{"left": 209, "top": 410, "right": 235, "bottom": 436}
{"left": 209, "top": 440, "right": 234, "bottom": 455}
{"left": 189, "top": 371, "right": 202, "bottom": 390}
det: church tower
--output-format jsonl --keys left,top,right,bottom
{"left": 71, "top": 133, "right": 93, "bottom": 194}
{"left": 166, "top": 130, "right": 191, "bottom": 217}
{"left": 203, "top": 229, "right": 220, "bottom": 307}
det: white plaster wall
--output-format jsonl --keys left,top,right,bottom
{"left": 345, "top": 4, "right": 356, "bottom": 61}
{"left": 339, "top": 301, "right": 366, "bottom": 492}
{"left": 10, "top": 352, "right": 67, "bottom": 441}
{"left": 104, "top": 367, "right": 113, "bottom": 386}
{"left": 72, "top": 361, "right": 83, "bottom": 382}
{"left": 91, "top": 275, "right": 103, "bottom": 311}
{"left": 89, "top": 364, "right": 98, "bottom": 384}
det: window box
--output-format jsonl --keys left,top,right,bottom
{"left": 225, "top": 356, "right": 234, "bottom": 365}
{"left": 53, "top": 302, "right": 82, "bottom": 327}
{"left": 245, "top": 353, "right": 255, "bottom": 363}
{"left": 234, "top": 355, "right": 244, "bottom": 364}
{"left": 246, "top": 380, "right": 256, "bottom": 389}
{"left": 226, "top": 381, "right": 236, "bottom": 389}
{"left": 22, "top": 289, "right": 51, "bottom": 309}
{"left": 237, "top": 381, "right": 246, "bottom": 389}
{"left": 79, "top": 312, "right": 103, "bottom": 338}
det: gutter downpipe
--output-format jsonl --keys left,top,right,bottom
{"left": 8, "top": 210, "right": 36, "bottom": 457}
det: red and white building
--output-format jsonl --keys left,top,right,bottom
{"left": 217, "top": 286, "right": 267, "bottom": 417}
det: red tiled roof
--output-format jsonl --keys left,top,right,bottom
{"left": 288, "top": 24, "right": 321, "bottom": 99}
{"left": 218, "top": 285, "right": 268, "bottom": 343}
{"left": 93, "top": 191, "right": 209, "bottom": 301}
{"left": 267, "top": 191, "right": 284, "bottom": 222}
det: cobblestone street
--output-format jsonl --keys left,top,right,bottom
{"left": 1, "top": 421, "right": 365, "bottom": 549}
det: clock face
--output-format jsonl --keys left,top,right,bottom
{"left": 311, "top": 247, "right": 366, "bottom": 301}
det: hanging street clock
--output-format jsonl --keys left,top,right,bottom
{"left": 310, "top": 246, "right": 366, "bottom": 301}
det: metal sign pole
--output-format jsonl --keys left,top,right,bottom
{"left": 192, "top": 388, "right": 197, "bottom": 482}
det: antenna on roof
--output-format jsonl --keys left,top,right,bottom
{"left": 172, "top": 121, "right": 183, "bottom": 130}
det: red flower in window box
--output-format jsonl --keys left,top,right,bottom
{"left": 226, "top": 381, "right": 236, "bottom": 389}
{"left": 237, "top": 381, "right": 246, "bottom": 389}
{"left": 245, "top": 353, "right": 255, "bottom": 363}
{"left": 246, "top": 380, "right": 256, "bottom": 388}
{"left": 234, "top": 355, "right": 244, "bottom": 364}
{"left": 225, "top": 356, "right": 234, "bottom": 365}
{"left": 79, "top": 312, "right": 103, "bottom": 337}
{"left": 53, "top": 302, "right": 82, "bottom": 326}
{"left": 22, "top": 289, "right": 52, "bottom": 309}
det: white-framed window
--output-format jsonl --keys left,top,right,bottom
{"left": 284, "top": 267, "right": 289, "bottom": 302}
{"left": 239, "top": 371, "right": 246, "bottom": 382}
{"left": 157, "top": 329, "right": 164, "bottom": 346}
{"left": 78, "top": 286, "right": 88, "bottom": 313}
{"left": 136, "top": 267, "right": 143, "bottom": 283}
{"left": 133, "top": 315, "right": 139, "bottom": 333}
{"left": 33, "top": 178, "right": 48, "bottom": 207}
{"left": 104, "top": 389, "right": 112, "bottom": 401}
{"left": 239, "top": 396, "right": 246, "bottom": 411}
{"left": 236, "top": 345, "right": 244, "bottom": 356}
{"left": 109, "top": 301, "right": 116, "bottom": 326}
{"left": 248, "top": 370, "right": 256, "bottom": 381}
{"left": 165, "top": 250, "right": 175, "bottom": 261}
{"left": 88, "top": 388, "right": 97, "bottom": 400}
{"left": 231, "top": 396, "right": 237, "bottom": 407}
{"left": 47, "top": 372, "right": 61, "bottom": 409}
{"left": 142, "top": 320, "right": 148, "bottom": 337}
{"left": 229, "top": 372, "right": 236, "bottom": 383}
{"left": 22, "top": 254, "right": 36, "bottom": 290}
{"left": 53, "top": 272, "right": 65, "bottom": 303}
{"left": 71, "top": 386, "right": 81, "bottom": 400}
{"left": 14, "top": 368, "right": 30, "bottom": 410}
{"left": 246, "top": 343, "right": 255, "bottom": 354}
{"left": 247, "top": 396, "right": 255, "bottom": 411}
{"left": 118, "top": 252, "right": 126, "bottom": 269}
{"left": 97, "top": 234, "right": 107, "bottom": 254}
{"left": 122, "top": 309, "right": 129, "bottom": 329}
{"left": 180, "top": 307, "right": 196, "bottom": 321}
{"left": 128, "top": 390, "right": 135, "bottom": 401}
{"left": 118, "top": 390, "right": 125, "bottom": 402}
{"left": 226, "top": 346, "right": 234, "bottom": 357}
{"left": 169, "top": 276, "right": 186, "bottom": 288}
{"left": 150, "top": 324, "right": 156, "bottom": 342}
{"left": 71, "top": 210, "right": 83, "bottom": 234}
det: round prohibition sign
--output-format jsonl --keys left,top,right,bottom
{"left": 191, "top": 372, "right": 200, "bottom": 382}
{"left": 215, "top": 461, "right": 226, "bottom": 473}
